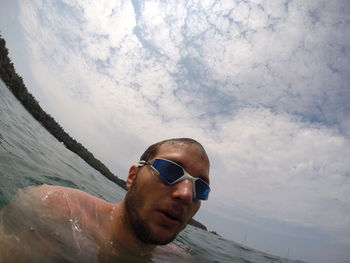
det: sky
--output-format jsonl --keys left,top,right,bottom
{"left": 0, "top": 0, "right": 350, "bottom": 262}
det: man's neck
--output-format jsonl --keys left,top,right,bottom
{"left": 109, "top": 202, "right": 156, "bottom": 254}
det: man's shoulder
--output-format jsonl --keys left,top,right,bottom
{"left": 22, "top": 184, "right": 101, "bottom": 199}
{"left": 20, "top": 184, "right": 93, "bottom": 202}
{"left": 16, "top": 184, "right": 109, "bottom": 217}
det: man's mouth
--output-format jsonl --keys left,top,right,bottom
{"left": 162, "top": 211, "right": 180, "bottom": 221}
{"left": 158, "top": 209, "right": 183, "bottom": 225}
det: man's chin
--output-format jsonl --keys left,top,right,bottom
{"left": 150, "top": 235, "right": 177, "bottom": 246}
{"left": 147, "top": 225, "right": 180, "bottom": 245}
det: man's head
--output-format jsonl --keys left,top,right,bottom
{"left": 139, "top": 138, "right": 209, "bottom": 164}
{"left": 124, "top": 138, "right": 210, "bottom": 247}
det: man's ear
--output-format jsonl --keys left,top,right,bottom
{"left": 126, "top": 165, "right": 138, "bottom": 190}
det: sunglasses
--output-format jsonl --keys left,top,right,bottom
{"left": 138, "top": 158, "right": 210, "bottom": 201}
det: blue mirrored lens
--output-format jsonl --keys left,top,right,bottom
{"left": 151, "top": 159, "right": 183, "bottom": 184}
{"left": 151, "top": 159, "right": 210, "bottom": 200}
{"left": 195, "top": 179, "right": 210, "bottom": 200}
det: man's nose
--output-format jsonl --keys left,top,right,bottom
{"left": 171, "top": 179, "right": 193, "bottom": 203}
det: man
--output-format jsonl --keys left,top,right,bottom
{"left": 0, "top": 138, "right": 211, "bottom": 262}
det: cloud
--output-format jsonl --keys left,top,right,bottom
{"left": 20, "top": 0, "right": 350, "bottom": 133}
{"left": 207, "top": 108, "right": 350, "bottom": 240}
{"left": 20, "top": 0, "right": 350, "bottom": 220}
{"left": 13, "top": 0, "right": 350, "bottom": 260}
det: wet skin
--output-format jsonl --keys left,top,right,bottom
{"left": 122, "top": 143, "right": 210, "bottom": 249}
{"left": 0, "top": 142, "right": 210, "bottom": 262}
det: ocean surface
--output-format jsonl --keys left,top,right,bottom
{"left": 0, "top": 79, "right": 305, "bottom": 263}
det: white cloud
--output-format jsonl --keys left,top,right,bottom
{"left": 208, "top": 108, "right": 350, "bottom": 232}
{"left": 13, "top": 0, "right": 350, "bottom": 261}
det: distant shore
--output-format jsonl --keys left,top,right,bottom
{"left": 0, "top": 35, "right": 208, "bottom": 231}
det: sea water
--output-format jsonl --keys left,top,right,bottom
{"left": 0, "top": 80, "right": 305, "bottom": 263}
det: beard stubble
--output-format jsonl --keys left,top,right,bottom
{"left": 124, "top": 178, "right": 178, "bottom": 246}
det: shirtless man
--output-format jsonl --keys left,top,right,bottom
{"left": 0, "top": 138, "right": 211, "bottom": 262}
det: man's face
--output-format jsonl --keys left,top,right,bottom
{"left": 124, "top": 143, "right": 210, "bottom": 246}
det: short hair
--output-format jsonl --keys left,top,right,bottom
{"left": 140, "top": 138, "right": 209, "bottom": 163}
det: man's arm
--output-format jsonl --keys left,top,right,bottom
{"left": 0, "top": 185, "right": 88, "bottom": 262}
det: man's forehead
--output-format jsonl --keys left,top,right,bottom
{"left": 155, "top": 143, "right": 210, "bottom": 178}
{"left": 157, "top": 142, "right": 205, "bottom": 156}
